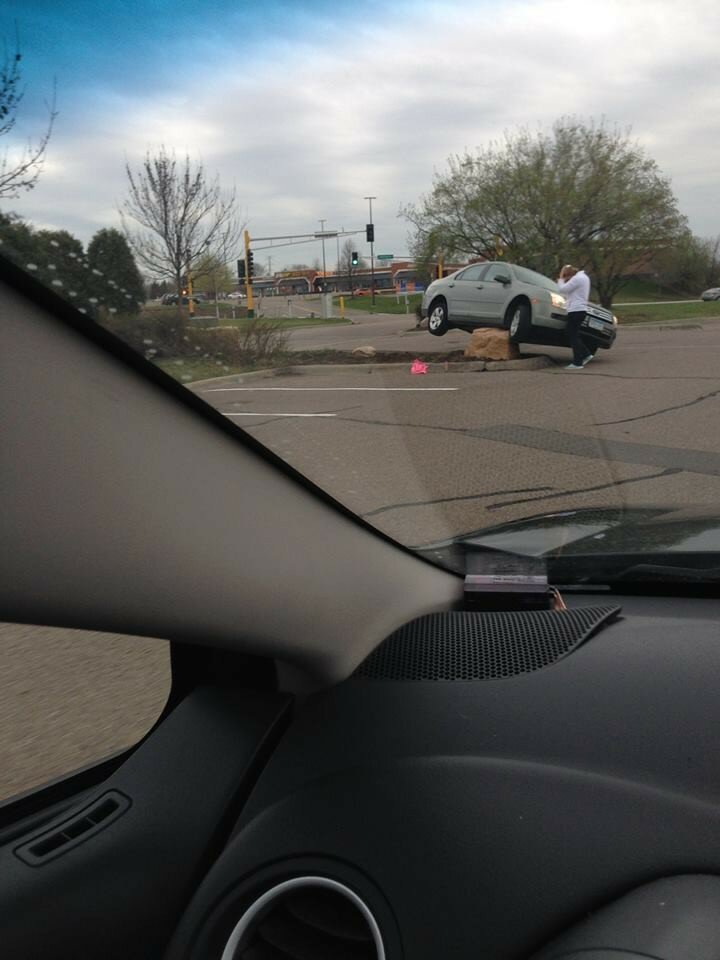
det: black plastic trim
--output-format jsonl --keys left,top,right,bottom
{"left": 14, "top": 790, "right": 131, "bottom": 866}
{"left": 0, "top": 251, "right": 452, "bottom": 575}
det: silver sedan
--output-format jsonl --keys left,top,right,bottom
{"left": 421, "top": 260, "right": 617, "bottom": 351}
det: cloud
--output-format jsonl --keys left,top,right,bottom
{"left": 9, "top": 0, "right": 720, "bottom": 266}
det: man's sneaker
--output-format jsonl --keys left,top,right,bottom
{"left": 582, "top": 354, "right": 594, "bottom": 366}
{"left": 565, "top": 363, "right": 584, "bottom": 369}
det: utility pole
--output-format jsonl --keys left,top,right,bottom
{"left": 364, "top": 196, "right": 376, "bottom": 308}
{"left": 318, "top": 218, "right": 327, "bottom": 282}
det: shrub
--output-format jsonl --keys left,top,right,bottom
{"left": 189, "top": 317, "right": 290, "bottom": 368}
{"left": 103, "top": 309, "right": 190, "bottom": 357}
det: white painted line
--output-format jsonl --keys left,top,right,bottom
{"left": 206, "top": 387, "right": 459, "bottom": 392}
{"left": 223, "top": 412, "right": 337, "bottom": 418}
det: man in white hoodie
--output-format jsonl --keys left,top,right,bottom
{"left": 557, "top": 264, "right": 594, "bottom": 369}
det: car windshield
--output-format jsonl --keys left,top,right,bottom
{"left": 3, "top": 0, "right": 720, "bottom": 582}
{"left": 512, "top": 265, "right": 559, "bottom": 292}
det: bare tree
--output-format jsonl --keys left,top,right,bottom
{"left": 337, "top": 238, "right": 367, "bottom": 277}
{"left": 121, "top": 147, "right": 242, "bottom": 305}
{"left": 0, "top": 37, "right": 57, "bottom": 199}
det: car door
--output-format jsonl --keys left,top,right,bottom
{"left": 473, "top": 262, "right": 515, "bottom": 324}
{"left": 446, "top": 264, "right": 488, "bottom": 323}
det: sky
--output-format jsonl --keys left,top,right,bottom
{"left": 3, "top": 0, "right": 719, "bottom": 273}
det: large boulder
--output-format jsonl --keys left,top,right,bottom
{"left": 464, "top": 328, "right": 520, "bottom": 362}
{"left": 352, "top": 345, "right": 377, "bottom": 358}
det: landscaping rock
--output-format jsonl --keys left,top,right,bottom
{"left": 352, "top": 345, "right": 377, "bottom": 358}
{"left": 464, "top": 328, "right": 520, "bottom": 362}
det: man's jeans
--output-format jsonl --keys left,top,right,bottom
{"left": 567, "top": 311, "right": 594, "bottom": 366}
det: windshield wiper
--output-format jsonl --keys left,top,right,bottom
{"left": 608, "top": 562, "right": 720, "bottom": 584}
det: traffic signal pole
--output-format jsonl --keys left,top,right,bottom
{"left": 364, "top": 196, "right": 376, "bottom": 309}
{"left": 244, "top": 229, "right": 254, "bottom": 319}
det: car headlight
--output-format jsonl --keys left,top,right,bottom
{"left": 551, "top": 292, "right": 566, "bottom": 309}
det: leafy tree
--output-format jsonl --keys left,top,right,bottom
{"left": 655, "top": 232, "right": 720, "bottom": 294}
{"left": 121, "top": 147, "right": 242, "bottom": 308}
{"left": 403, "top": 117, "right": 687, "bottom": 306}
{"left": 191, "top": 252, "right": 234, "bottom": 296}
{"left": 0, "top": 214, "right": 93, "bottom": 309}
{"left": 0, "top": 37, "right": 57, "bottom": 199}
{"left": 87, "top": 228, "right": 145, "bottom": 314}
{"left": 33, "top": 228, "right": 92, "bottom": 305}
{"left": 0, "top": 210, "right": 36, "bottom": 262}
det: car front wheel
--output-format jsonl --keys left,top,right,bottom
{"left": 508, "top": 302, "right": 531, "bottom": 342}
{"left": 428, "top": 299, "right": 449, "bottom": 336}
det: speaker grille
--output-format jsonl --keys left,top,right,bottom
{"left": 354, "top": 606, "right": 620, "bottom": 681}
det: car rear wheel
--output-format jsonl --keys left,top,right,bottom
{"left": 428, "top": 299, "right": 449, "bottom": 336}
{"left": 508, "top": 302, "right": 531, "bottom": 342}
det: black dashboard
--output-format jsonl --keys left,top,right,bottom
{"left": 165, "top": 594, "right": 720, "bottom": 959}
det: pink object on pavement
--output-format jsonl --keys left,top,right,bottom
{"left": 411, "top": 359, "right": 429, "bottom": 375}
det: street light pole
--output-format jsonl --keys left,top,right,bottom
{"left": 364, "top": 196, "right": 376, "bottom": 308}
{"left": 318, "top": 218, "right": 327, "bottom": 282}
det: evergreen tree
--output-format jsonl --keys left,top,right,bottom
{"left": 34, "top": 228, "right": 90, "bottom": 306}
{"left": 87, "top": 227, "right": 146, "bottom": 314}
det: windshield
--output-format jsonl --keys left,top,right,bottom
{"left": 3, "top": 0, "right": 720, "bottom": 581}
{"left": 512, "top": 265, "right": 559, "bottom": 292}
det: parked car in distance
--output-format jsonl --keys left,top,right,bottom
{"left": 227, "top": 291, "right": 246, "bottom": 300}
{"left": 160, "top": 293, "right": 208, "bottom": 306}
{"left": 700, "top": 287, "right": 720, "bottom": 301}
{"left": 421, "top": 261, "right": 618, "bottom": 351}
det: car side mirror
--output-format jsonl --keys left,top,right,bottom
{"left": 494, "top": 274, "right": 511, "bottom": 285}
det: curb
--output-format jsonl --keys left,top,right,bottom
{"left": 187, "top": 354, "right": 555, "bottom": 387}
{"left": 617, "top": 317, "right": 718, "bottom": 329}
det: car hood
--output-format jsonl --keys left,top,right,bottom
{"left": 418, "top": 505, "right": 720, "bottom": 576}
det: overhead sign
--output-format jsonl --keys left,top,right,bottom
{"left": 376, "top": 254, "right": 394, "bottom": 260}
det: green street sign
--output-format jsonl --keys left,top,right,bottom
{"left": 376, "top": 254, "right": 393, "bottom": 260}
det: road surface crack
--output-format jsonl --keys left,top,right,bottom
{"left": 598, "top": 387, "right": 720, "bottom": 425}
{"left": 363, "top": 485, "right": 553, "bottom": 519}
{"left": 486, "top": 467, "right": 682, "bottom": 511}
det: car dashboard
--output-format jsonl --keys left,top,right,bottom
{"left": 162, "top": 593, "right": 720, "bottom": 960}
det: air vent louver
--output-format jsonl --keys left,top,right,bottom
{"left": 14, "top": 790, "right": 130, "bottom": 866}
{"left": 222, "top": 877, "right": 384, "bottom": 960}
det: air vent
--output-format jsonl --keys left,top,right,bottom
{"left": 14, "top": 790, "right": 131, "bottom": 866}
{"left": 221, "top": 877, "right": 385, "bottom": 960}
{"left": 354, "top": 606, "right": 621, "bottom": 681}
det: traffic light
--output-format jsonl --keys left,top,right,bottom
{"left": 365, "top": 224, "right": 374, "bottom": 243}
{"left": 237, "top": 259, "right": 246, "bottom": 281}
{"left": 247, "top": 249, "right": 255, "bottom": 278}
{"left": 351, "top": 251, "right": 359, "bottom": 266}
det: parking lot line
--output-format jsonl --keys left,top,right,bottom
{"left": 205, "top": 387, "right": 459, "bottom": 392}
{"left": 222, "top": 412, "right": 337, "bottom": 418}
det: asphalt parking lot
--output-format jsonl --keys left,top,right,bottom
{"left": 194, "top": 318, "right": 720, "bottom": 548}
